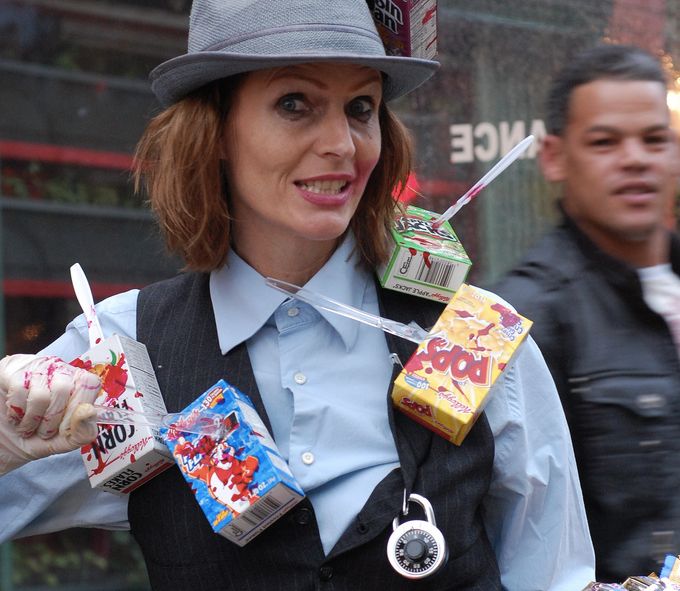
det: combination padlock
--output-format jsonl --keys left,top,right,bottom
{"left": 387, "top": 493, "right": 448, "bottom": 579}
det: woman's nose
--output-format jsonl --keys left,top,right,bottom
{"left": 316, "top": 111, "right": 357, "bottom": 159}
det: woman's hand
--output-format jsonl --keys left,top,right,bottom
{"left": 0, "top": 355, "right": 101, "bottom": 475}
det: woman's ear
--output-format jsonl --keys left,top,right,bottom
{"left": 539, "top": 134, "right": 567, "bottom": 182}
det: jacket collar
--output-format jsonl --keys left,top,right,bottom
{"left": 557, "top": 208, "right": 680, "bottom": 296}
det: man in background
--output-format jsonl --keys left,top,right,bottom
{"left": 493, "top": 44, "right": 680, "bottom": 582}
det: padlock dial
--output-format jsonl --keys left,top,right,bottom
{"left": 394, "top": 527, "right": 441, "bottom": 573}
{"left": 387, "top": 520, "right": 447, "bottom": 579}
{"left": 405, "top": 538, "right": 427, "bottom": 561}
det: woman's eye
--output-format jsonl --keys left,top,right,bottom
{"left": 277, "top": 94, "right": 307, "bottom": 115}
{"left": 347, "top": 97, "right": 375, "bottom": 121}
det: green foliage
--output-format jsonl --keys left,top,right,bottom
{"left": 8, "top": 529, "right": 150, "bottom": 589}
{"left": 1, "top": 160, "right": 142, "bottom": 209}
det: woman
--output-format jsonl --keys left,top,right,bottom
{"left": 0, "top": 1, "right": 595, "bottom": 589}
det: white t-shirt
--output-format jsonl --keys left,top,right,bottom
{"left": 638, "top": 263, "right": 680, "bottom": 358}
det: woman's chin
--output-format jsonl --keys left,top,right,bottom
{"left": 297, "top": 216, "right": 353, "bottom": 243}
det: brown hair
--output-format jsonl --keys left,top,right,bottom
{"left": 133, "top": 76, "right": 413, "bottom": 271}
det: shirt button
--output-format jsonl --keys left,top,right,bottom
{"left": 301, "top": 451, "right": 315, "bottom": 465}
{"left": 294, "top": 372, "right": 307, "bottom": 385}
{"left": 287, "top": 306, "right": 300, "bottom": 317}
{"left": 319, "top": 566, "right": 333, "bottom": 581}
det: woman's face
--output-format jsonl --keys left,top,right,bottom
{"left": 223, "top": 62, "right": 383, "bottom": 264}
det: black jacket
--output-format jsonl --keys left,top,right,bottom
{"left": 493, "top": 214, "right": 680, "bottom": 582}
{"left": 129, "top": 272, "right": 501, "bottom": 590}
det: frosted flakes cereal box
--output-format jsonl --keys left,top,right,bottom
{"left": 163, "top": 380, "right": 305, "bottom": 546}
{"left": 73, "top": 335, "right": 174, "bottom": 494}
{"left": 369, "top": 0, "right": 438, "bottom": 59}
{"left": 392, "top": 284, "right": 532, "bottom": 445}
{"left": 377, "top": 205, "right": 471, "bottom": 303}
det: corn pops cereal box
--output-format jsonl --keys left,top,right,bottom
{"left": 392, "top": 284, "right": 532, "bottom": 445}
{"left": 369, "top": 0, "right": 438, "bottom": 59}
{"left": 162, "top": 380, "right": 305, "bottom": 546}
{"left": 72, "top": 335, "right": 174, "bottom": 494}
{"left": 377, "top": 205, "right": 472, "bottom": 303}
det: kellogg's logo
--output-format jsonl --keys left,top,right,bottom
{"left": 414, "top": 338, "right": 491, "bottom": 386}
{"left": 436, "top": 390, "right": 473, "bottom": 415}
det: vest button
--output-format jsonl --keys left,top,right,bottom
{"left": 319, "top": 566, "right": 333, "bottom": 581}
{"left": 356, "top": 522, "right": 369, "bottom": 534}
{"left": 295, "top": 508, "right": 311, "bottom": 525}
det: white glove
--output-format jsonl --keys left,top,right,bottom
{"left": 0, "top": 354, "right": 101, "bottom": 475}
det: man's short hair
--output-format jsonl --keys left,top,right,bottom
{"left": 546, "top": 44, "right": 668, "bottom": 135}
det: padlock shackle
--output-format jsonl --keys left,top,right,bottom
{"left": 406, "top": 493, "right": 437, "bottom": 527}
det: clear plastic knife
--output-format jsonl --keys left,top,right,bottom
{"left": 265, "top": 277, "right": 429, "bottom": 344}
{"left": 70, "top": 263, "right": 105, "bottom": 348}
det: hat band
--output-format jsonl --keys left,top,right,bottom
{"left": 197, "top": 23, "right": 384, "bottom": 54}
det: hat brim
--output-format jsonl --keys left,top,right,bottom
{"left": 150, "top": 52, "right": 439, "bottom": 107}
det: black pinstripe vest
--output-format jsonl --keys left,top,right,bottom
{"left": 130, "top": 272, "right": 500, "bottom": 590}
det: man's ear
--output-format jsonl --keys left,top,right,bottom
{"left": 539, "top": 134, "right": 567, "bottom": 182}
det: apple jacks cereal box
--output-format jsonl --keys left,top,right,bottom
{"left": 392, "top": 284, "right": 532, "bottom": 445}
{"left": 370, "top": 0, "right": 438, "bottom": 59}
{"left": 377, "top": 205, "right": 472, "bottom": 303}
{"left": 73, "top": 335, "right": 174, "bottom": 494}
{"left": 162, "top": 380, "right": 305, "bottom": 546}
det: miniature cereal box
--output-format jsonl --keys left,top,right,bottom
{"left": 73, "top": 335, "right": 174, "bottom": 494}
{"left": 163, "top": 380, "right": 305, "bottom": 546}
{"left": 392, "top": 284, "right": 532, "bottom": 445}
{"left": 377, "top": 204, "right": 472, "bottom": 303}
{"left": 369, "top": 0, "right": 438, "bottom": 59}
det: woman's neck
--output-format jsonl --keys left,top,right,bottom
{"left": 232, "top": 233, "right": 340, "bottom": 285}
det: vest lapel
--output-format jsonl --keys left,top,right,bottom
{"left": 216, "top": 340, "right": 275, "bottom": 436}
{"left": 328, "top": 284, "right": 443, "bottom": 558}
{"left": 378, "top": 281, "right": 442, "bottom": 493}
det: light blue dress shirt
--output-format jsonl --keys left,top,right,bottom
{"left": 0, "top": 236, "right": 594, "bottom": 590}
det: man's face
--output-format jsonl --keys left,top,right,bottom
{"left": 541, "top": 79, "right": 678, "bottom": 248}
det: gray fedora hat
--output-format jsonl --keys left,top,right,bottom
{"left": 150, "top": 0, "right": 439, "bottom": 107}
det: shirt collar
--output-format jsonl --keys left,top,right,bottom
{"left": 210, "top": 233, "right": 371, "bottom": 355}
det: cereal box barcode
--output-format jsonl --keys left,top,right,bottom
{"left": 414, "top": 259, "right": 455, "bottom": 288}
{"left": 239, "top": 496, "right": 283, "bottom": 528}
